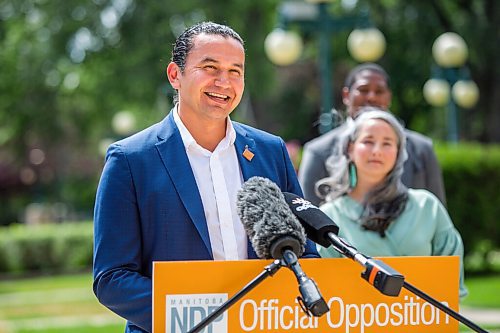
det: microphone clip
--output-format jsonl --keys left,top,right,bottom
{"left": 280, "top": 249, "right": 330, "bottom": 317}
{"left": 361, "top": 258, "right": 405, "bottom": 297}
{"left": 295, "top": 277, "right": 330, "bottom": 317}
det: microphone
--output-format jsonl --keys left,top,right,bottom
{"left": 283, "top": 193, "right": 490, "bottom": 333}
{"left": 283, "top": 192, "right": 405, "bottom": 297}
{"left": 237, "top": 177, "right": 329, "bottom": 317}
{"left": 281, "top": 193, "right": 339, "bottom": 248}
{"left": 237, "top": 176, "right": 306, "bottom": 259}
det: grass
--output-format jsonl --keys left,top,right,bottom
{"left": 0, "top": 273, "right": 498, "bottom": 332}
{"left": 0, "top": 273, "right": 125, "bottom": 333}
{"left": 461, "top": 274, "right": 500, "bottom": 308}
{"left": 459, "top": 275, "right": 500, "bottom": 332}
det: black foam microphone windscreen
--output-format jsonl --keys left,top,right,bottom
{"left": 283, "top": 192, "right": 340, "bottom": 248}
{"left": 237, "top": 177, "right": 306, "bottom": 259}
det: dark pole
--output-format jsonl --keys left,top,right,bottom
{"left": 272, "top": 1, "right": 379, "bottom": 134}
{"left": 317, "top": 2, "right": 334, "bottom": 134}
{"left": 445, "top": 67, "right": 459, "bottom": 142}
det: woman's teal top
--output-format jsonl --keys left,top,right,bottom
{"left": 318, "top": 189, "right": 468, "bottom": 298}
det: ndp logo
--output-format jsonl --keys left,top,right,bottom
{"left": 166, "top": 293, "right": 228, "bottom": 333}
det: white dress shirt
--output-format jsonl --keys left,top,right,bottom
{"left": 173, "top": 107, "right": 247, "bottom": 260}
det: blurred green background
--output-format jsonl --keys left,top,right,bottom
{"left": 1, "top": 0, "right": 499, "bottom": 227}
{"left": 0, "top": 0, "right": 499, "bottom": 332}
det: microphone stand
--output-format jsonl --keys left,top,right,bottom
{"left": 326, "top": 232, "right": 489, "bottom": 333}
{"left": 187, "top": 259, "right": 282, "bottom": 333}
{"left": 402, "top": 281, "right": 488, "bottom": 333}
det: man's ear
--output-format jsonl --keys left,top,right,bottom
{"left": 342, "top": 87, "right": 351, "bottom": 107}
{"left": 166, "top": 62, "right": 181, "bottom": 89}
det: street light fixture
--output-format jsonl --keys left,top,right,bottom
{"left": 347, "top": 27, "right": 386, "bottom": 62}
{"left": 423, "top": 32, "right": 479, "bottom": 142}
{"left": 264, "top": 29, "right": 303, "bottom": 66}
{"left": 265, "top": 0, "right": 386, "bottom": 134}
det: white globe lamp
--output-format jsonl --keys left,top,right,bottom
{"left": 452, "top": 80, "right": 479, "bottom": 109}
{"left": 432, "top": 32, "right": 468, "bottom": 68}
{"left": 347, "top": 28, "right": 386, "bottom": 62}
{"left": 423, "top": 78, "right": 451, "bottom": 107}
{"left": 264, "top": 29, "right": 303, "bottom": 66}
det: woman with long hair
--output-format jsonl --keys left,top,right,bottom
{"left": 316, "top": 108, "right": 467, "bottom": 297}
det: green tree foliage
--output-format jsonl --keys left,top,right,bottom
{"left": 0, "top": 0, "right": 498, "bottom": 224}
{"left": 367, "top": 0, "right": 499, "bottom": 143}
{"left": 0, "top": 0, "right": 281, "bottom": 224}
{"left": 265, "top": 0, "right": 499, "bottom": 142}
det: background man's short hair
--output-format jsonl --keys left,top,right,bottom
{"left": 344, "top": 63, "right": 390, "bottom": 89}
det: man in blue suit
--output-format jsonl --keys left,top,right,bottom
{"left": 93, "top": 22, "right": 318, "bottom": 333}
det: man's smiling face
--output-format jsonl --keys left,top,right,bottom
{"left": 170, "top": 33, "right": 245, "bottom": 123}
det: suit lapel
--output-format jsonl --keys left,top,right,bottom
{"left": 402, "top": 130, "right": 419, "bottom": 186}
{"left": 233, "top": 124, "right": 261, "bottom": 259}
{"left": 234, "top": 124, "right": 261, "bottom": 182}
{"left": 155, "top": 113, "right": 212, "bottom": 258}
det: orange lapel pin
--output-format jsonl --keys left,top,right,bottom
{"left": 242, "top": 145, "right": 254, "bottom": 161}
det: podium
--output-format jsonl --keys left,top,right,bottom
{"left": 153, "top": 256, "right": 459, "bottom": 333}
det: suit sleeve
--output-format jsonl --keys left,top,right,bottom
{"left": 93, "top": 144, "right": 153, "bottom": 332}
{"left": 422, "top": 142, "right": 447, "bottom": 206}
{"left": 298, "top": 143, "right": 327, "bottom": 207}
{"left": 280, "top": 139, "right": 320, "bottom": 259}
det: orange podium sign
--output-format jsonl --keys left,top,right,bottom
{"left": 153, "top": 256, "right": 459, "bottom": 333}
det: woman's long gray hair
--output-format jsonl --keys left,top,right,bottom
{"left": 315, "top": 108, "right": 409, "bottom": 236}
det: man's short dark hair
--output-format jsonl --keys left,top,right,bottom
{"left": 344, "top": 63, "right": 390, "bottom": 89}
{"left": 171, "top": 21, "right": 244, "bottom": 72}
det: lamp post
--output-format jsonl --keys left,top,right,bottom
{"left": 423, "top": 32, "right": 479, "bottom": 142}
{"left": 264, "top": 0, "right": 386, "bottom": 134}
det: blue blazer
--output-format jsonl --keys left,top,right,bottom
{"left": 93, "top": 112, "right": 319, "bottom": 332}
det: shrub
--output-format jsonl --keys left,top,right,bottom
{"left": 435, "top": 143, "right": 500, "bottom": 273}
{"left": 0, "top": 222, "right": 93, "bottom": 275}
{"left": 2, "top": 143, "right": 500, "bottom": 276}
